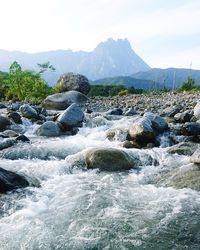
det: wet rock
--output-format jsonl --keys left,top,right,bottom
{"left": 143, "top": 112, "right": 168, "bottom": 133}
{"left": 0, "top": 115, "right": 11, "bottom": 131}
{"left": 56, "top": 72, "right": 90, "bottom": 95}
{"left": 19, "top": 104, "right": 38, "bottom": 119}
{"left": 16, "top": 135, "right": 30, "bottom": 142}
{"left": 128, "top": 117, "right": 155, "bottom": 146}
{"left": 165, "top": 164, "right": 200, "bottom": 191}
{"left": 57, "top": 103, "right": 84, "bottom": 128}
{"left": 0, "top": 103, "right": 7, "bottom": 109}
{"left": 36, "top": 121, "right": 61, "bottom": 137}
{"left": 0, "top": 167, "right": 29, "bottom": 193}
{"left": 106, "top": 108, "right": 123, "bottom": 116}
{"left": 190, "top": 148, "right": 200, "bottom": 164}
{"left": 1, "top": 130, "right": 19, "bottom": 137}
{"left": 0, "top": 138, "right": 16, "bottom": 150}
{"left": 85, "top": 147, "right": 139, "bottom": 171}
{"left": 178, "top": 122, "right": 200, "bottom": 136}
{"left": 7, "top": 111, "right": 22, "bottom": 124}
{"left": 121, "top": 140, "right": 136, "bottom": 149}
{"left": 42, "top": 90, "right": 88, "bottom": 110}
{"left": 106, "top": 128, "right": 129, "bottom": 142}
{"left": 167, "top": 142, "right": 198, "bottom": 156}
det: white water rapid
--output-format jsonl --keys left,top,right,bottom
{"left": 0, "top": 115, "right": 200, "bottom": 250}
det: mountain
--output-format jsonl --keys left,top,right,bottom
{"left": 132, "top": 68, "right": 200, "bottom": 89}
{"left": 0, "top": 38, "right": 150, "bottom": 85}
{"left": 92, "top": 76, "right": 161, "bottom": 91}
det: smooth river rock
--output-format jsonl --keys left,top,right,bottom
{"left": 0, "top": 167, "right": 29, "bottom": 193}
{"left": 42, "top": 90, "right": 88, "bottom": 110}
{"left": 19, "top": 104, "right": 38, "bottom": 119}
{"left": 36, "top": 121, "right": 61, "bottom": 137}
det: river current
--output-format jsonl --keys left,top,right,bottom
{"left": 0, "top": 115, "right": 200, "bottom": 250}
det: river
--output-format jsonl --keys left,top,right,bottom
{"left": 0, "top": 115, "right": 200, "bottom": 250}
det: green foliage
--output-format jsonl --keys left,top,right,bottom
{"left": 1, "top": 61, "right": 55, "bottom": 102}
{"left": 118, "top": 89, "right": 128, "bottom": 96}
{"left": 88, "top": 84, "right": 144, "bottom": 97}
{"left": 178, "top": 77, "right": 196, "bottom": 92}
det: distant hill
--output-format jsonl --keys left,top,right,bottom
{"left": 0, "top": 38, "right": 150, "bottom": 85}
{"left": 92, "top": 76, "right": 162, "bottom": 91}
{"left": 132, "top": 68, "right": 200, "bottom": 89}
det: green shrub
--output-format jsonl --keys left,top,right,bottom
{"left": 118, "top": 89, "right": 128, "bottom": 96}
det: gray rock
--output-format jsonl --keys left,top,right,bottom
{"left": 57, "top": 103, "right": 84, "bottom": 128}
{"left": 1, "top": 130, "right": 19, "bottom": 137}
{"left": 42, "top": 90, "right": 88, "bottom": 110}
{"left": 85, "top": 147, "right": 138, "bottom": 171}
{"left": 124, "top": 107, "right": 138, "bottom": 116}
{"left": 36, "top": 121, "right": 61, "bottom": 137}
{"left": 7, "top": 111, "right": 22, "bottom": 124}
{"left": 194, "top": 102, "right": 200, "bottom": 119}
{"left": 0, "top": 103, "right": 7, "bottom": 109}
{"left": 128, "top": 117, "right": 155, "bottom": 146}
{"left": 143, "top": 112, "right": 168, "bottom": 133}
{"left": 19, "top": 104, "right": 38, "bottom": 119}
{"left": 106, "top": 108, "right": 123, "bottom": 115}
{"left": 16, "top": 135, "right": 30, "bottom": 142}
{"left": 0, "top": 138, "right": 16, "bottom": 150}
{"left": 178, "top": 122, "right": 200, "bottom": 136}
{"left": 106, "top": 128, "right": 129, "bottom": 142}
{"left": 0, "top": 167, "right": 29, "bottom": 193}
{"left": 0, "top": 115, "right": 11, "bottom": 131}
{"left": 174, "top": 110, "right": 192, "bottom": 123}
{"left": 190, "top": 148, "right": 200, "bottom": 164}
{"left": 56, "top": 72, "right": 90, "bottom": 95}
{"left": 168, "top": 142, "right": 198, "bottom": 156}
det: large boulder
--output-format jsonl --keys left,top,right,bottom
{"left": 56, "top": 72, "right": 90, "bottom": 95}
{"left": 19, "top": 104, "right": 38, "bottom": 119}
{"left": 143, "top": 112, "right": 168, "bottom": 133}
{"left": 0, "top": 167, "right": 29, "bottom": 193}
{"left": 0, "top": 115, "right": 11, "bottom": 131}
{"left": 128, "top": 117, "right": 155, "bottom": 146}
{"left": 36, "top": 121, "right": 61, "bottom": 137}
{"left": 85, "top": 147, "right": 138, "bottom": 171}
{"left": 42, "top": 90, "right": 88, "bottom": 110}
{"left": 57, "top": 103, "right": 84, "bottom": 128}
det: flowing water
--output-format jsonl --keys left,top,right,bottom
{"left": 0, "top": 116, "right": 200, "bottom": 250}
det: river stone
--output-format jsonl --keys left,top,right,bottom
{"left": 0, "top": 138, "right": 15, "bottom": 150}
{"left": 19, "top": 104, "right": 38, "bottom": 119}
{"left": 42, "top": 90, "right": 88, "bottom": 110}
{"left": 1, "top": 130, "right": 19, "bottom": 137}
{"left": 128, "top": 117, "right": 155, "bottom": 146}
{"left": 57, "top": 103, "right": 84, "bottom": 128}
{"left": 178, "top": 122, "right": 200, "bottom": 136}
{"left": 106, "top": 108, "right": 123, "bottom": 116}
{"left": 124, "top": 107, "right": 138, "bottom": 116}
{"left": 85, "top": 147, "right": 138, "bottom": 171}
{"left": 106, "top": 128, "right": 129, "bottom": 142}
{"left": 36, "top": 121, "right": 61, "bottom": 137}
{"left": 167, "top": 142, "right": 198, "bottom": 156}
{"left": 174, "top": 110, "right": 192, "bottom": 123}
{"left": 165, "top": 164, "right": 200, "bottom": 191}
{"left": 0, "top": 115, "right": 11, "bottom": 131}
{"left": 56, "top": 72, "right": 90, "bottom": 95}
{"left": 0, "top": 167, "right": 29, "bottom": 193}
{"left": 143, "top": 112, "right": 168, "bottom": 133}
{"left": 7, "top": 111, "right": 22, "bottom": 124}
{"left": 190, "top": 148, "right": 200, "bottom": 164}
{"left": 194, "top": 102, "right": 200, "bottom": 119}
{"left": 16, "top": 135, "right": 30, "bottom": 142}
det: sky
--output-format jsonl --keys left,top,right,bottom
{"left": 0, "top": 0, "right": 200, "bottom": 69}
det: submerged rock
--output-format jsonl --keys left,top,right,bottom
{"left": 0, "top": 167, "right": 29, "bottom": 193}
{"left": 167, "top": 142, "right": 198, "bottom": 156}
{"left": 56, "top": 72, "right": 90, "bottom": 95}
{"left": 0, "top": 138, "right": 16, "bottom": 150}
{"left": 42, "top": 90, "right": 88, "bottom": 110}
{"left": 36, "top": 121, "right": 61, "bottom": 137}
{"left": 7, "top": 111, "right": 22, "bottom": 124}
{"left": 190, "top": 148, "right": 200, "bottom": 164}
{"left": 85, "top": 147, "right": 137, "bottom": 171}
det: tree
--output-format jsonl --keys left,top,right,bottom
{"left": 4, "top": 61, "right": 55, "bottom": 102}
{"left": 179, "top": 77, "right": 196, "bottom": 91}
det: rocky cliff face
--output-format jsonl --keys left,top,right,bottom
{"left": 0, "top": 38, "right": 150, "bottom": 84}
